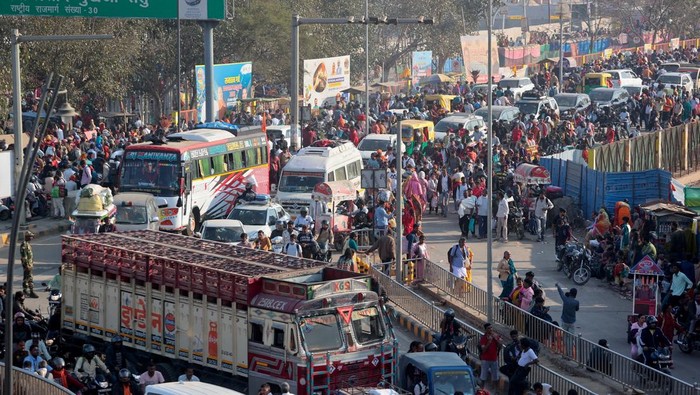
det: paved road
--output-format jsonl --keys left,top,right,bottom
{"left": 415, "top": 207, "right": 700, "bottom": 384}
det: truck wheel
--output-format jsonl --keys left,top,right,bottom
{"left": 156, "top": 362, "right": 179, "bottom": 382}
{"left": 0, "top": 210, "right": 10, "bottom": 221}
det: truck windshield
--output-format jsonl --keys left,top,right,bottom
{"left": 433, "top": 370, "right": 476, "bottom": 395}
{"left": 120, "top": 153, "right": 180, "bottom": 196}
{"left": 278, "top": 172, "right": 324, "bottom": 193}
{"left": 351, "top": 307, "right": 385, "bottom": 344}
{"left": 300, "top": 314, "right": 343, "bottom": 352}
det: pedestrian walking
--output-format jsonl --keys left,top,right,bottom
{"left": 448, "top": 237, "right": 472, "bottom": 296}
{"left": 555, "top": 283, "right": 579, "bottom": 356}
{"left": 534, "top": 191, "right": 554, "bottom": 242}
{"left": 497, "top": 251, "right": 517, "bottom": 298}
{"left": 367, "top": 227, "right": 397, "bottom": 275}
{"left": 508, "top": 338, "right": 539, "bottom": 395}
{"left": 20, "top": 231, "right": 38, "bottom": 298}
{"left": 476, "top": 193, "right": 489, "bottom": 239}
{"left": 50, "top": 173, "right": 66, "bottom": 218}
{"left": 411, "top": 235, "right": 429, "bottom": 283}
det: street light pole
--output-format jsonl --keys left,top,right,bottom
{"left": 365, "top": 0, "right": 370, "bottom": 137}
{"left": 486, "top": 0, "right": 494, "bottom": 324}
{"left": 559, "top": 4, "right": 564, "bottom": 92}
{"left": 177, "top": 0, "right": 182, "bottom": 128}
{"left": 11, "top": 29, "right": 23, "bottom": 229}
{"left": 395, "top": 120, "right": 403, "bottom": 283}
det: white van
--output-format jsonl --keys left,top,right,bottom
{"left": 276, "top": 140, "right": 362, "bottom": 215}
{"left": 267, "top": 124, "right": 301, "bottom": 151}
{"left": 144, "top": 381, "right": 245, "bottom": 395}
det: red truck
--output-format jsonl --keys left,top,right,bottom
{"left": 61, "top": 230, "right": 397, "bottom": 394}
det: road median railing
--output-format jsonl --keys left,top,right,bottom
{"left": 370, "top": 266, "right": 596, "bottom": 395}
{"left": 420, "top": 259, "right": 700, "bottom": 395}
{"left": 0, "top": 362, "right": 75, "bottom": 394}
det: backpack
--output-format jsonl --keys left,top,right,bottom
{"left": 285, "top": 243, "right": 300, "bottom": 255}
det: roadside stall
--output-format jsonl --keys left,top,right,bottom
{"left": 639, "top": 201, "right": 697, "bottom": 252}
{"left": 630, "top": 255, "right": 663, "bottom": 316}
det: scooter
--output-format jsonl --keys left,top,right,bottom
{"left": 0, "top": 197, "right": 12, "bottom": 221}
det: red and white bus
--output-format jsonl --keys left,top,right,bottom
{"left": 119, "top": 125, "right": 269, "bottom": 234}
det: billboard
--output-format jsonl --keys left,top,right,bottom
{"left": 411, "top": 51, "right": 433, "bottom": 85}
{"left": 460, "top": 34, "right": 499, "bottom": 83}
{"left": 195, "top": 62, "right": 253, "bottom": 122}
{"left": 1, "top": 0, "right": 226, "bottom": 19}
{"left": 303, "top": 56, "right": 351, "bottom": 109}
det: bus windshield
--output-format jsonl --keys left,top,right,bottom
{"left": 300, "top": 314, "right": 343, "bottom": 352}
{"left": 278, "top": 172, "right": 324, "bottom": 193}
{"left": 120, "top": 154, "right": 180, "bottom": 196}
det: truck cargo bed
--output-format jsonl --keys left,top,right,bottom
{"left": 62, "top": 230, "right": 329, "bottom": 304}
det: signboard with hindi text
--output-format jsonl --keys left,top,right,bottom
{"left": 1, "top": 0, "right": 226, "bottom": 20}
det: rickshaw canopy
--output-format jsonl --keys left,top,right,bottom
{"left": 513, "top": 163, "right": 551, "bottom": 185}
{"left": 311, "top": 181, "right": 357, "bottom": 203}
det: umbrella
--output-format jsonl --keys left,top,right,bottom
{"left": 513, "top": 163, "right": 551, "bottom": 185}
{"left": 418, "top": 74, "right": 455, "bottom": 85}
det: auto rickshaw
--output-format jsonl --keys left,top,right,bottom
{"left": 424, "top": 94, "right": 457, "bottom": 113}
{"left": 397, "top": 120, "right": 435, "bottom": 155}
{"left": 311, "top": 181, "right": 356, "bottom": 251}
{"left": 583, "top": 72, "right": 613, "bottom": 94}
{"left": 398, "top": 352, "right": 477, "bottom": 395}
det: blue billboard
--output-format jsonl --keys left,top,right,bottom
{"left": 195, "top": 62, "right": 253, "bottom": 122}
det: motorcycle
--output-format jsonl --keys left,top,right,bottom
{"left": 508, "top": 206, "right": 526, "bottom": 240}
{"left": 431, "top": 333, "right": 476, "bottom": 362}
{"left": 675, "top": 330, "right": 700, "bottom": 354}
{"left": 557, "top": 242, "right": 592, "bottom": 285}
{"left": 47, "top": 288, "right": 62, "bottom": 316}
{"left": 314, "top": 241, "right": 332, "bottom": 263}
{"left": 79, "top": 373, "right": 113, "bottom": 395}
{"left": 647, "top": 346, "right": 673, "bottom": 375}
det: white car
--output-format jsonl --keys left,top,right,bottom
{"left": 357, "top": 134, "right": 404, "bottom": 163}
{"left": 267, "top": 124, "right": 301, "bottom": 151}
{"left": 434, "top": 114, "right": 486, "bottom": 141}
{"left": 226, "top": 199, "right": 290, "bottom": 240}
{"left": 497, "top": 77, "right": 535, "bottom": 101}
{"left": 198, "top": 219, "right": 246, "bottom": 244}
{"left": 606, "top": 69, "right": 643, "bottom": 88}
{"left": 514, "top": 92, "right": 560, "bottom": 118}
{"left": 656, "top": 72, "right": 694, "bottom": 93}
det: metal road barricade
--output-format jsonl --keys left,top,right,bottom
{"left": 370, "top": 267, "right": 597, "bottom": 395}
{"left": 420, "top": 259, "right": 700, "bottom": 395}
{"left": 0, "top": 362, "right": 75, "bottom": 395}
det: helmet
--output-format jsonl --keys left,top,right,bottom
{"left": 111, "top": 335, "right": 123, "bottom": 343}
{"left": 14, "top": 312, "right": 25, "bottom": 320}
{"left": 119, "top": 368, "right": 131, "bottom": 379}
{"left": 53, "top": 357, "right": 65, "bottom": 370}
{"left": 424, "top": 343, "right": 438, "bottom": 352}
{"left": 444, "top": 308, "right": 455, "bottom": 319}
{"left": 83, "top": 344, "right": 96, "bottom": 354}
{"left": 301, "top": 208, "right": 308, "bottom": 214}
{"left": 646, "top": 316, "right": 658, "bottom": 325}
{"left": 276, "top": 219, "right": 285, "bottom": 225}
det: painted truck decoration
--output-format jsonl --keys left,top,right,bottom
{"left": 61, "top": 230, "right": 397, "bottom": 395}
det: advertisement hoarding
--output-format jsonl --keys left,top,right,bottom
{"left": 411, "top": 51, "right": 433, "bottom": 85}
{"left": 195, "top": 62, "right": 253, "bottom": 122}
{"left": 0, "top": 0, "right": 226, "bottom": 19}
{"left": 303, "top": 55, "right": 351, "bottom": 109}
{"left": 460, "top": 34, "right": 499, "bottom": 83}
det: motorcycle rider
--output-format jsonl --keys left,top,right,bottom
{"left": 270, "top": 219, "right": 285, "bottom": 239}
{"left": 13, "top": 291, "right": 41, "bottom": 321}
{"left": 105, "top": 335, "right": 127, "bottom": 374}
{"left": 235, "top": 183, "right": 257, "bottom": 206}
{"left": 113, "top": 368, "right": 142, "bottom": 395}
{"left": 282, "top": 221, "right": 297, "bottom": 245}
{"left": 638, "top": 315, "right": 671, "bottom": 369}
{"left": 25, "top": 331, "right": 52, "bottom": 361}
{"left": 52, "top": 357, "right": 86, "bottom": 393}
{"left": 297, "top": 224, "right": 315, "bottom": 259}
{"left": 315, "top": 220, "right": 334, "bottom": 253}
{"left": 74, "top": 344, "right": 111, "bottom": 381}
{"left": 293, "top": 208, "right": 314, "bottom": 229}
{"left": 12, "top": 312, "right": 33, "bottom": 344}
{"left": 439, "top": 309, "right": 461, "bottom": 351}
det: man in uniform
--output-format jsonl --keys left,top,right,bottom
{"left": 21, "top": 231, "right": 38, "bottom": 298}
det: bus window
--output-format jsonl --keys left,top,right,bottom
{"left": 327, "top": 172, "right": 335, "bottom": 182}
{"left": 334, "top": 167, "right": 347, "bottom": 181}
{"left": 212, "top": 155, "right": 226, "bottom": 174}
{"left": 247, "top": 148, "right": 259, "bottom": 166}
{"left": 199, "top": 159, "right": 211, "bottom": 178}
{"left": 241, "top": 151, "right": 248, "bottom": 168}
{"left": 233, "top": 152, "right": 244, "bottom": 169}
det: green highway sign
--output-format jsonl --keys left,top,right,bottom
{"left": 1, "top": 0, "right": 226, "bottom": 20}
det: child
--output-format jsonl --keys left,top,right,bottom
{"left": 612, "top": 258, "right": 629, "bottom": 288}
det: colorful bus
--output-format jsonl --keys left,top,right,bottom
{"left": 119, "top": 125, "right": 269, "bottom": 234}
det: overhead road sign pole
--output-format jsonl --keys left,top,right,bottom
{"left": 1, "top": 0, "right": 226, "bottom": 19}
